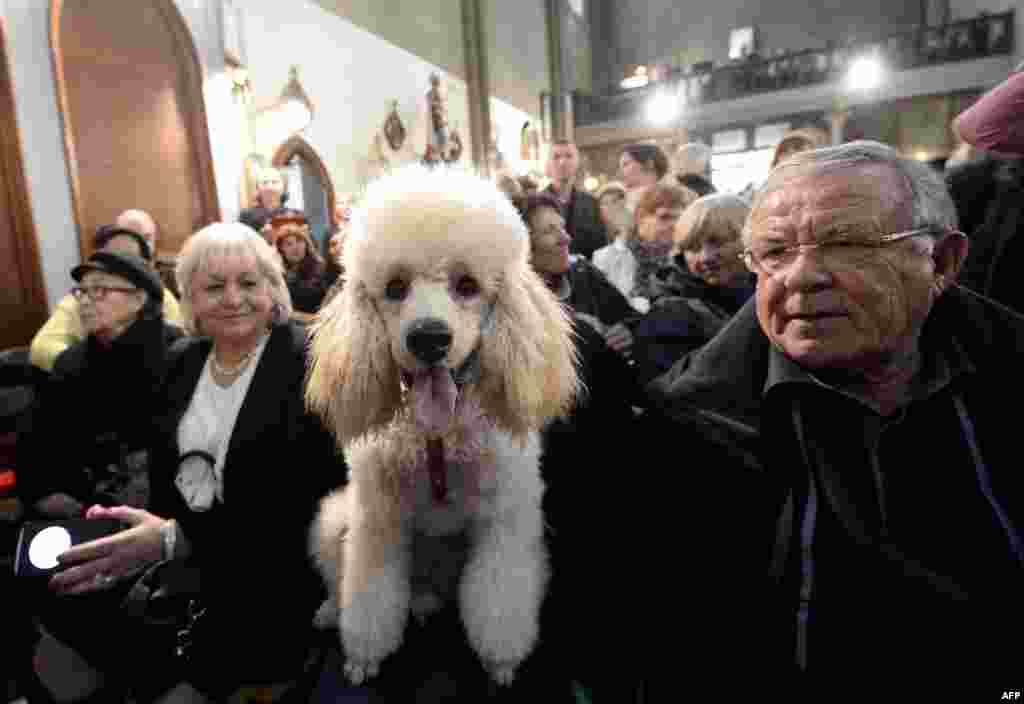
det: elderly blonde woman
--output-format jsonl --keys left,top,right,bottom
{"left": 32, "top": 223, "right": 343, "bottom": 703}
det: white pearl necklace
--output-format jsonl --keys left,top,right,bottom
{"left": 210, "top": 337, "right": 263, "bottom": 379}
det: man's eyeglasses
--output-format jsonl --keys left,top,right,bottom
{"left": 739, "top": 227, "right": 954, "bottom": 276}
{"left": 71, "top": 285, "right": 139, "bottom": 301}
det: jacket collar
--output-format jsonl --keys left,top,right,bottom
{"left": 164, "top": 323, "right": 293, "bottom": 461}
{"left": 650, "top": 286, "right": 1007, "bottom": 435}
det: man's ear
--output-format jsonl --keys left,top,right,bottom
{"left": 933, "top": 231, "right": 969, "bottom": 293}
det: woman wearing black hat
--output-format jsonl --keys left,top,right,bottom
{"left": 28, "top": 225, "right": 183, "bottom": 373}
{"left": 18, "top": 250, "right": 184, "bottom": 518}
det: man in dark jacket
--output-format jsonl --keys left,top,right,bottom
{"left": 648, "top": 141, "right": 1023, "bottom": 696}
{"left": 544, "top": 139, "right": 607, "bottom": 260}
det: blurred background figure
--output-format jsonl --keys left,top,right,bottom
{"left": 239, "top": 166, "right": 291, "bottom": 237}
{"left": 592, "top": 182, "right": 636, "bottom": 300}
{"left": 321, "top": 196, "right": 353, "bottom": 301}
{"left": 619, "top": 143, "right": 670, "bottom": 214}
{"left": 270, "top": 212, "right": 326, "bottom": 321}
{"left": 626, "top": 183, "right": 697, "bottom": 311}
{"left": 672, "top": 142, "right": 716, "bottom": 197}
{"left": 543, "top": 139, "right": 608, "bottom": 260}
{"left": 949, "top": 66, "right": 1024, "bottom": 312}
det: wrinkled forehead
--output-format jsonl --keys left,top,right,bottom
{"left": 751, "top": 164, "right": 911, "bottom": 238}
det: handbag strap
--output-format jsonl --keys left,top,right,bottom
{"left": 121, "top": 559, "right": 173, "bottom": 620}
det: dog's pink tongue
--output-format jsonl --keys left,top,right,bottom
{"left": 412, "top": 367, "right": 458, "bottom": 434}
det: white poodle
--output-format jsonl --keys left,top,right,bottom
{"left": 306, "top": 166, "right": 579, "bottom": 686}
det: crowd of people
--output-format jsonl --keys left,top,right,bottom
{"left": 6, "top": 61, "right": 1024, "bottom": 703}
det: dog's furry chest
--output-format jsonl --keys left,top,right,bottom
{"left": 348, "top": 419, "right": 502, "bottom": 538}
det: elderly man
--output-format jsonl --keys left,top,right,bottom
{"left": 544, "top": 139, "right": 607, "bottom": 260}
{"left": 29, "top": 209, "right": 182, "bottom": 372}
{"left": 649, "top": 141, "right": 1022, "bottom": 691}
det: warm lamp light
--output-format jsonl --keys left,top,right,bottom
{"left": 620, "top": 65, "right": 650, "bottom": 90}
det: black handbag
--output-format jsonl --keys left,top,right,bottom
{"left": 119, "top": 559, "right": 204, "bottom": 663}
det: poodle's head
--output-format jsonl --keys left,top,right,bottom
{"left": 307, "top": 166, "right": 579, "bottom": 446}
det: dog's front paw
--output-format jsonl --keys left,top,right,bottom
{"left": 486, "top": 659, "right": 520, "bottom": 686}
{"left": 343, "top": 658, "right": 381, "bottom": 686}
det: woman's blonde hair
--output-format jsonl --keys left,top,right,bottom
{"left": 672, "top": 193, "right": 750, "bottom": 253}
{"left": 176, "top": 222, "right": 293, "bottom": 335}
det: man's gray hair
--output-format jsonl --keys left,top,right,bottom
{"left": 176, "top": 222, "right": 292, "bottom": 335}
{"left": 744, "top": 140, "right": 959, "bottom": 245}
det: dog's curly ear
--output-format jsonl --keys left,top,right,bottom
{"left": 479, "top": 265, "right": 579, "bottom": 438}
{"left": 307, "top": 282, "right": 402, "bottom": 446}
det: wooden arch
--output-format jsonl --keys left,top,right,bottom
{"left": 50, "top": 0, "right": 221, "bottom": 258}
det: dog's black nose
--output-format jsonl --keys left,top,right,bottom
{"left": 406, "top": 318, "right": 452, "bottom": 365}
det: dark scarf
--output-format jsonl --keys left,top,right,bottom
{"left": 649, "top": 262, "right": 756, "bottom": 314}
{"left": 626, "top": 235, "right": 673, "bottom": 300}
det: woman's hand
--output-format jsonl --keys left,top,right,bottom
{"left": 49, "top": 505, "right": 168, "bottom": 596}
{"left": 604, "top": 322, "right": 634, "bottom": 357}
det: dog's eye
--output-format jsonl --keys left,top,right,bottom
{"left": 384, "top": 278, "right": 409, "bottom": 301}
{"left": 454, "top": 275, "right": 480, "bottom": 298}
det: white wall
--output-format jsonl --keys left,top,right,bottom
{"left": 483, "top": 0, "right": 550, "bottom": 118}
{"left": 489, "top": 96, "right": 534, "bottom": 176}
{"left": 237, "top": 0, "right": 476, "bottom": 199}
{"left": 173, "top": 0, "right": 247, "bottom": 223}
{"left": 4, "top": 0, "right": 78, "bottom": 309}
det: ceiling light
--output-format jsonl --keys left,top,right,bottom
{"left": 845, "top": 53, "right": 884, "bottom": 94}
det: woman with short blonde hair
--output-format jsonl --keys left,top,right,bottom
{"left": 176, "top": 222, "right": 292, "bottom": 335}
{"left": 32, "top": 219, "right": 340, "bottom": 703}
{"left": 672, "top": 193, "right": 750, "bottom": 289}
{"left": 627, "top": 192, "right": 755, "bottom": 384}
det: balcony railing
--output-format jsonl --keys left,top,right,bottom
{"left": 575, "top": 10, "right": 1015, "bottom": 128}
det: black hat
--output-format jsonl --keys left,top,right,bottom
{"left": 71, "top": 251, "right": 163, "bottom": 303}
{"left": 93, "top": 225, "right": 153, "bottom": 261}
